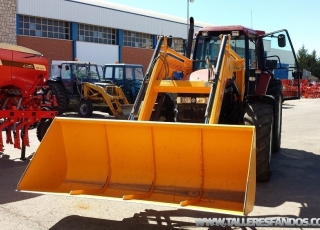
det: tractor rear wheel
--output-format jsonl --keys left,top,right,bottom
{"left": 36, "top": 118, "right": 53, "bottom": 142}
{"left": 46, "top": 82, "right": 68, "bottom": 115}
{"left": 244, "top": 102, "right": 274, "bottom": 182}
{"left": 78, "top": 99, "right": 93, "bottom": 118}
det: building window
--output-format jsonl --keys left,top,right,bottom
{"left": 78, "top": 24, "right": 116, "bottom": 44}
{"left": 172, "top": 38, "right": 184, "bottom": 53}
{"left": 18, "top": 15, "right": 70, "bottom": 39}
{"left": 123, "top": 30, "right": 153, "bottom": 48}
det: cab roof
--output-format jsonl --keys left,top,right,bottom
{"left": 103, "top": 63, "right": 143, "bottom": 67}
{"left": 51, "top": 60, "right": 98, "bottom": 65}
{"left": 198, "top": 25, "right": 265, "bottom": 37}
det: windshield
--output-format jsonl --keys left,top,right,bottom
{"left": 103, "top": 65, "right": 144, "bottom": 81}
{"left": 193, "top": 35, "right": 256, "bottom": 70}
{"left": 73, "top": 64, "right": 100, "bottom": 80}
{"left": 124, "top": 67, "right": 144, "bottom": 80}
{"left": 51, "top": 64, "right": 61, "bottom": 78}
{"left": 134, "top": 67, "right": 144, "bottom": 80}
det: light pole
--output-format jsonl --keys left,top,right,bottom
{"left": 187, "top": 0, "right": 194, "bottom": 38}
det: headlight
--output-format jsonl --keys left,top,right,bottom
{"left": 177, "top": 97, "right": 208, "bottom": 104}
{"left": 177, "top": 97, "right": 191, "bottom": 103}
{"left": 196, "top": 97, "right": 208, "bottom": 104}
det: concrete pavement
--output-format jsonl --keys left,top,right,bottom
{"left": 0, "top": 98, "right": 320, "bottom": 229}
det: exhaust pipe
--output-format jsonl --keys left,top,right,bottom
{"left": 186, "top": 17, "right": 194, "bottom": 58}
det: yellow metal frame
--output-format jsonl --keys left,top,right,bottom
{"left": 81, "top": 82, "right": 129, "bottom": 117}
{"left": 18, "top": 118, "right": 255, "bottom": 215}
{"left": 209, "top": 35, "right": 246, "bottom": 124}
{"left": 139, "top": 35, "right": 246, "bottom": 125}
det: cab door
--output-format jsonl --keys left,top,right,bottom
{"left": 113, "top": 66, "right": 126, "bottom": 97}
{"left": 61, "top": 63, "right": 73, "bottom": 96}
{"left": 260, "top": 30, "right": 301, "bottom": 100}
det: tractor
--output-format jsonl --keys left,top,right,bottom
{"left": 101, "top": 63, "right": 144, "bottom": 104}
{"left": 46, "top": 60, "right": 103, "bottom": 114}
{"left": 36, "top": 61, "right": 142, "bottom": 140}
{"left": 18, "top": 18, "right": 300, "bottom": 215}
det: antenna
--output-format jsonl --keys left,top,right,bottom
{"left": 251, "top": 10, "right": 253, "bottom": 29}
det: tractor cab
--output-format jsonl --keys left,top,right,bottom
{"left": 100, "top": 63, "right": 144, "bottom": 103}
{"left": 192, "top": 26, "right": 300, "bottom": 99}
{"left": 50, "top": 61, "right": 101, "bottom": 98}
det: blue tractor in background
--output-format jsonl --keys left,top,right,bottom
{"left": 46, "top": 61, "right": 144, "bottom": 114}
{"left": 101, "top": 63, "right": 144, "bottom": 104}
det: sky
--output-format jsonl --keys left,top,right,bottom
{"left": 103, "top": 0, "right": 320, "bottom": 57}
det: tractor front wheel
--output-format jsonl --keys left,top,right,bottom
{"left": 244, "top": 102, "right": 274, "bottom": 182}
{"left": 78, "top": 99, "right": 93, "bottom": 118}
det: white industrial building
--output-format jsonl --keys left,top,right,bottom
{"left": 2, "top": 0, "right": 210, "bottom": 69}
{"left": 1, "top": 0, "right": 294, "bottom": 78}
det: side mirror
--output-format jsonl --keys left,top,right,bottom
{"left": 278, "top": 34, "right": 286, "bottom": 47}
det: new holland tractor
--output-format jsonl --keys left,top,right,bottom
{"left": 18, "top": 18, "right": 300, "bottom": 215}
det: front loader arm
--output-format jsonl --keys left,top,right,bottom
{"left": 82, "top": 82, "right": 128, "bottom": 117}
{"left": 137, "top": 36, "right": 194, "bottom": 121}
{"left": 205, "top": 35, "right": 245, "bottom": 124}
{"left": 133, "top": 35, "right": 245, "bottom": 123}
{"left": 129, "top": 36, "right": 165, "bottom": 120}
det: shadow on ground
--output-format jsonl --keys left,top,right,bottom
{"left": 49, "top": 211, "right": 254, "bottom": 230}
{"left": 255, "top": 147, "right": 320, "bottom": 219}
{"left": 0, "top": 152, "right": 40, "bottom": 204}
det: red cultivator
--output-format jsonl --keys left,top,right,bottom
{"left": 281, "top": 79, "right": 300, "bottom": 99}
{"left": 300, "top": 80, "right": 320, "bottom": 98}
{"left": 0, "top": 43, "right": 57, "bottom": 159}
{"left": 282, "top": 79, "right": 320, "bottom": 99}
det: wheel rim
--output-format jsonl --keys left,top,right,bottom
{"left": 80, "top": 104, "right": 88, "bottom": 115}
{"left": 158, "top": 116, "right": 166, "bottom": 122}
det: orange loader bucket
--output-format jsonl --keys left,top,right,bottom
{"left": 18, "top": 118, "right": 256, "bottom": 215}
